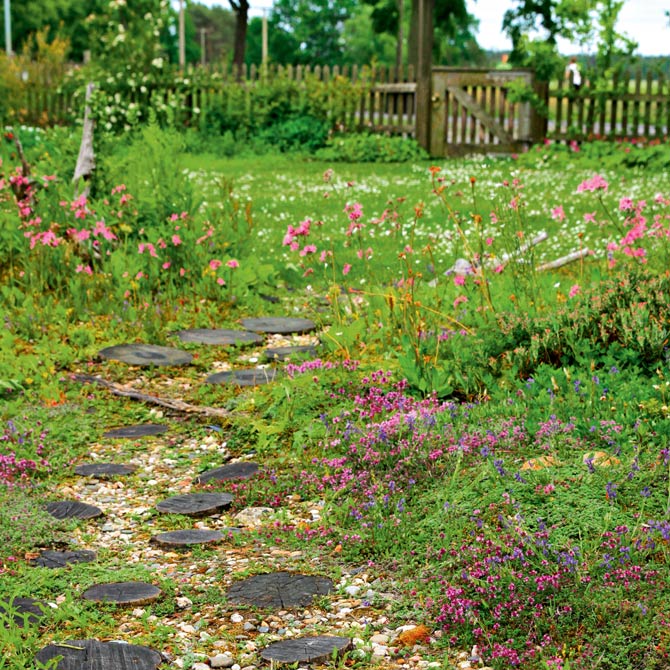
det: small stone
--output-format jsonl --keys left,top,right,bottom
{"left": 234, "top": 507, "right": 273, "bottom": 526}
{"left": 257, "top": 626, "right": 270, "bottom": 634}
{"left": 210, "top": 654, "right": 235, "bottom": 668}
{"left": 193, "top": 663, "right": 210, "bottom": 670}
{"left": 231, "top": 665, "right": 241, "bottom": 670}
{"left": 176, "top": 597, "right": 193, "bottom": 609}
{"left": 344, "top": 585, "right": 361, "bottom": 597}
{"left": 458, "top": 662, "right": 472, "bottom": 669}
{"left": 371, "top": 645, "right": 389, "bottom": 657}
{"left": 243, "top": 622, "right": 256, "bottom": 632}
{"left": 231, "top": 613, "right": 244, "bottom": 623}
{"left": 178, "top": 623, "right": 196, "bottom": 634}
{"left": 370, "top": 634, "right": 389, "bottom": 645}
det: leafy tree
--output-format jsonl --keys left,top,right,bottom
{"left": 188, "top": 3, "right": 236, "bottom": 64}
{"left": 0, "top": 0, "right": 108, "bottom": 61}
{"left": 589, "top": 0, "right": 637, "bottom": 75}
{"left": 270, "top": 0, "right": 358, "bottom": 65}
{"left": 229, "top": 0, "right": 250, "bottom": 68}
{"left": 502, "top": 0, "right": 637, "bottom": 81}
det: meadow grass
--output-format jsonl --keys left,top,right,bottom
{"left": 2, "top": 128, "right": 670, "bottom": 669}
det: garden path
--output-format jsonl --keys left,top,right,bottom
{"left": 21, "top": 319, "right": 478, "bottom": 670}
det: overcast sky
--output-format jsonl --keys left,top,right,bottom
{"left": 189, "top": 0, "right": 670, "bottom": 56}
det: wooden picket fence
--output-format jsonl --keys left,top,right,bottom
{"left": 6, "top": 62, "right": 670, "bottom": 148}
{"left": 550, "top": 69, "right": 670, "bottom": 140}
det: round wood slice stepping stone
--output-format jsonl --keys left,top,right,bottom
{"left": 226, "top": 572, "right": 333, "bottom": 609}
{"left": 156, "top": 492, "right": 234, "bottom": 516}
{"left": 206, "top": 368, "right": 278, "bottom": 386}
{"left": 175, "top": 328, "right": 264, "bottom": 346}
{"left": 45, "top": 501, "right": 103, "bottom": 520}
{"left": 74, "top": 463, "right": 137, "bottom": 477}
{"left": 98, "top": 344, "right": 192, "bottom": 367}
{"left": 264, "top": 345, "right": 317, "bottom": 361}
{"left": 196, "top": 461, "right": 259, "bottom": 485}
{"left": 240, "top": 317, "right": 317, "bottom": 335}
{"left": 35, "top": 640, "right": 162, "bottom": 670}
{"left": 103, "top": 424, "right": 168, "bottom": 439}
{"left": 81, "top": 582, "right": 161, "bottom": 606}
{"left": 150, "top": 529, "right": 227, "bottom": 547}
{"left": 260, "top": 636, "right": 352, "bottom": 665}
{"left": 0, "top": 597, "right": 47, "bottom": 628}
{"left": 31, "top": 550, "right": 97, "bottom": 569}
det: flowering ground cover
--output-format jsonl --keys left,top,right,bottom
{"left": 1, "top": 127, "right": 670, "bottom": 670}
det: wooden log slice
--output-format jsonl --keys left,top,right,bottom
{"left": 103, "top": 424, "right": 168, "bottom": 439}
{"left": 0, "top": 597, "right": 47, "bottom": 628}
{"left": 195, "top": 462, "right": 259, "bottom": 485}
{"left": 81, "top": 582, "right": 161, "bottom": 606}
{"left": 31, "top": 550, "right": 97, "bottom": 569}
{"left": 149, "top": 529, "right": 226, "bottom": 547}
{"left": 260, "top": 636, "right": 352, "bottom": 665}
{"left": 240, "top": 317, "right": 316, "bottom": 335}
{"left": 226, "top": 572, "right": 333, "bottom": 609}
{"left": 45, "top": 501, "right": 103, "bottom": 520}
{"left": 156, "top": 492, "right": 234, "bottom": 516}
{"left": 35, "top": 640, "right": 162, "bottom": 670}
{"left": 98, "top": 344, "right": 192, "bottom": 367}
{"left": 264, "top": 345, "right": 317, "bottom": 361}
{"left": 175, "top": 329, "right": 264, "bottom": 346}
{"left": 74, "top": 463, "right": 137, "bottom": 477}
{"left": 206, "top": 368, "right": 278, "bottom": 386}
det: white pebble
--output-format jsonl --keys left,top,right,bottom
{"left": 230, "top": 613, "right": 244, "bottom": 623}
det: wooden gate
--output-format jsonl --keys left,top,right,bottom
{"left": 429, "top": 67, "right": 544, "bottom": 156}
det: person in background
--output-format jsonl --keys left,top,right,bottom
{"left": 565, "top": 56, "right": 582, "bottom": 90}
{"left": 496, "top": 53, "right": 512, "bottom": 70}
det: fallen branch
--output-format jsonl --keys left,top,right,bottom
{"left": 537, "top": 248, "right": 590, "bottom": 271}
{"left": 70, "top": 374, "right": 235, "bottom": 419}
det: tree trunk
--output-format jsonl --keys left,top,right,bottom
{"left": 396, "top": 0, "right": 404, "bottom": 71}
{"left": 408, "top": 0, "right": 418, "bottom": 68}
{"left": 230, "top": 0, "right": 250, "bottom": 74}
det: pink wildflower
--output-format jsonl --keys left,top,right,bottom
{"left": 453, "top": 295, "right": 468, "bottom": 307}
{"left": 226, "top": 259, "right": 239, "bottom": 268}
{"left": 209, "top": 259, "right": 222, "bottom": 271}
{"left": 619, "top": 197, "right": 634, "bottom": 211}
{"left": 216, "top": 277, "right": 226, "bottom": 285}
{"left": 583, "top": 212, "right": 597, "bottom": 223}
{"left": 299, "top": 245, "right": 316, "bottom": 257}
{"left": 569, "top": 284, "right": 581, "bottom": 298}
{"left": 342, "top": 263, "right": 352, "bottom": 276}
{"left": 171, "top": 233, "right": 182, "bottom": 246}
{"left": 453, "top": 275, "right": 466, "bottom": 286}
{"left": 551, "top": 205, "right": 565, "bottom": 222}
{"left": 576, "top": 174, "right": 608, "bottom": 193}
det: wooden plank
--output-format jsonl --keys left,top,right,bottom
{"left": 576, "top": 91, "right": 585, "bottom": 136}
{"left": 609, "top": 72, "right": 619, "bottom": 137}
{"left": 621, "top": 70, "right": 630, "bottom": 136}
{"left": 447, "top": 85, "right": 513, "bottom": 144}
{"left": 470, "top": 85, "right": 479, "bottom": 143}
{"left": 372, "top": 83, "right": 416, "bottom": 93}
{"left": 555, "top": 79, "right": 564, "bottom": 136}
{"left": 632, "top": 69, "right": 642, "bottom": 137}
{"left": 644, "top": 69, "right": 653, "bottom": 136}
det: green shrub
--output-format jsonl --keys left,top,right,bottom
{"left": 257, "top": 115, "right": 330, "bottom": 153}
{"left": 315, "top": 132, "right": 428, "bottom": 162}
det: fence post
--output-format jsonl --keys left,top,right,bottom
{"left": 414, "top": 0, "right": 434, "bottom": 152}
